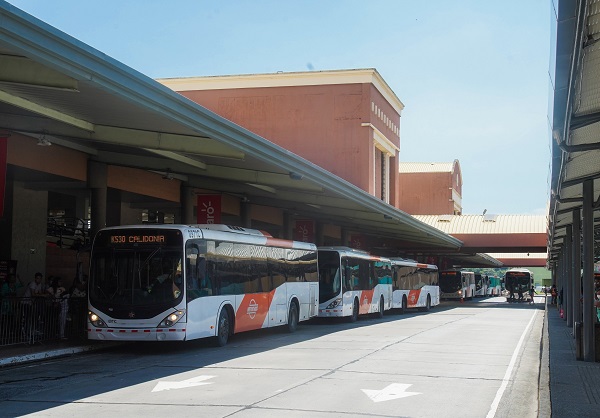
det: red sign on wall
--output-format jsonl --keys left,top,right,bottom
{"left": 294, "top": 220, "right": 315, "bottom": 243}
{"left": 0, "top": 137, "right": 7, "bottom": 218}
{"left": 197, "top": 195, "right": 221, "bottom": 224}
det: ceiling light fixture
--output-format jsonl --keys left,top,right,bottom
{"left": 37, "top": 133, "right": 51, "bottom": 146}
{"left": 162, "top": 169, "right": 174, "bottom": 180}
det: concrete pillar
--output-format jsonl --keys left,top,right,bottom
{"left": 341, "top": 228, "right": 350, "bottom": 247}
{"left": 240, "top": 200, "right": 251, "bottom": 228}
{"left": 582, "top": 179, "right": 595, "bottom": 361}
{"left": 565, "top": 224, "right": 572, "bottom": 327}
{"left": 573, "top": 207, "right": 582, "bottom": 332}
{"left": 559, "top": 247, "right": 565, "bottom": 318}
{"left": 181, "top": 185, "right": 195, "bottom": 224}
{"left": 88, "top": 161, "right": 107, "bottom": 238}
{"left": 282, "top": 211, "right": 293, "bottom": 240}
{"left": 11, "top": 184, "right": 47, "bottom": 286}
{"left": 315, "top": 221, "right": 325, "bottom": 246}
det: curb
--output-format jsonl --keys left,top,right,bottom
{"left": 538, "top": 297, "right": 551, "bottom": 417}
{"left": 0, "top": 342, "right": 120, "bottom": 368}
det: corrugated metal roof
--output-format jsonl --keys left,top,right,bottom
{"left": 399, "top": 162, "right": 454, "bottom": 173}
{"left": 486, "top": 253, "right": 548, "bottom": 259}
{"left": 413, "top": 215, "right": 548, "bottom": 234}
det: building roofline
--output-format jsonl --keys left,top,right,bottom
{"left": 157, "top": 68, "right": 406, "bottom": 115}
{"left": 0, "top": 2, "right": 460, "bottom": 250}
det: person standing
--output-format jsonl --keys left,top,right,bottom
{"left": 47, "top": 276, "right": 69, "bottom": 339}
{"left": 21, "top": 272, "right": 46, "bottom": 342}
{"left": 529, "top": 286, "right": 535, "bottom": 304}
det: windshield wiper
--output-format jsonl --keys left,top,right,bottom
{"left": 138, "top": 247, "right": 162, "bottom": 273}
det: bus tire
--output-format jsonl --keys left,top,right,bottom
{"left": 349, "top": 298, "right": 359, "bottom": 322}
{"left": 399, "top": 295, "right": 407, "bottom": 315}
{"left": 214, "top": 308, "right": 230, "bottom": 347}
{"left": 420, "top": 295, "right": 431, "bottom": 312}
{"left": 377, "top": 296, "right": 385, "bottom": 318}
{"left": 287, "top": 300, "right": 299, "bottom": 333}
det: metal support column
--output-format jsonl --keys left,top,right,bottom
{"left": 180, "top": 185, "right": 195, "bottom": 224}
{"left": 582, "top": 179, "right": 595, "bottom": 362}
{"left": 88, "top": 161, "right": 107, "bottom": 239}
{"left": 573, "top": 207, "right": 582, "bottom": 333}
{"left": 561, "top": 247, "right": 566, "bottom": 318}
{"left": 240, "top": 200, "right": 251, "bottom": 228}
{"left": 282, "top": 211, "right": 293, "bottom": 240}
{"left": 566, "top": 224, "right": 573, "bottom": 326}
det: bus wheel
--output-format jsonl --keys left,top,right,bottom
{"left": 420, "top": 295, "right": 431, "bottom": 312}
{"left": 377, "top": 297, "right": 385, "bottom": 319}
{"left": 399, "top": 295, "right": 407, "bottom": 315}
{"left": 287, "top": 301, "right": 299, "bottom": 333}
{"left": 349, "top": 298, "right": 359, "bottom": 322}
{"left": 215, "top": 308, "right": 230, "bottom": 347}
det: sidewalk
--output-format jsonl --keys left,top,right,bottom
{"left": 546, "top": 300, "right": 600, "bottom": 417}
{"left": 0, "top": 339, "right": 118, "bottom": 368}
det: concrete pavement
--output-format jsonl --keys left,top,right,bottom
{"left": 1, "top": 297, "right": 598, "bottom": 418}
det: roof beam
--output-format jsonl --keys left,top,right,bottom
{"left": 558, "top": 140, "right": 600, "bottom": 152}
{"left": 143, "top": 149, "right": 207, "bottom": 170}
{"left": 569, "top": 111, "right": 600, "bottom": 131}
{"left": 0, "top": 89, "right": 94, "bottom": 131}
{"left": 0, "top": 54, "right": 79, "bottom": 91}
{"left": 91, "top": 125, "right": 246, "bottom": 160}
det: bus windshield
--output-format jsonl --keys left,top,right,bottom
{"left": 505, "top": 271, "right": 532, "bottom": 289}
{"left": 89, "top": 229, "right": 184, "bottom": 316}
{"left": 475, "top": 274, "right": 483, "bottom": 290}
{"left": 439, "top": 271, "right": 462, "bottom": 293}
{"left": 318, "top": 251, "right": 341, "bottom": 303}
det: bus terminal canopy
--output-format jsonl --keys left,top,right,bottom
{"left": 548, "top": 0, "right": 600, "bottom": 266}
{"left": 0, "top": 3, "right": 499, "bottom": 265}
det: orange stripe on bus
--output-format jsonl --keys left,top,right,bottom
{"left": 408, "top": 290, "right": 422, "bottom": 307}
{"left": 359, "top": 290, "right": 375, "bottom": 314}
{"left": 235, "top": 291, "right": 274, "bottom": 333}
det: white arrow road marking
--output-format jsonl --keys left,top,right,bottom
{"left": 152, "top": 375, "right": 216, "bottom": 392}
{"left": 361, "top": 383, "right": 421, "bottom": 403}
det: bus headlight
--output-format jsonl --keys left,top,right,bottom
{"left": 158, "top": 310, "right": 186, "bottom": 327}
{"left": 88, "top": 311, "right": 107, "bottom": 327}
{"left": 457, "top": 290, "right": 462, "bottom": 295}
{"left": 326, "top": 298, "right": 342, "bottom": 309}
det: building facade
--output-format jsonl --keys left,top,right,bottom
{"left": 397, "top": 160, "right": 463, "bottom": 215}
{"left": 158, "top": 69, "right": 403, "bottom": 207}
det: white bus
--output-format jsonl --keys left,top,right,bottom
{"left": 487, "top": 276, "right": 502, "bottom": 296}
{"left": 390, "top": 258, "right": 440, "bottom": 312}
{"left": 87, "top": 224, "right": 319, "bottom": 346}
{"left": 505, "top": 268, "right": 534, "bottom": 301}
{"left": 317, "top": 247, "right": 392, "bottom": 321}
{"left": 474, "top": 273, "right": 488, "bottom": 297}
{"left": 439, "top": 270, "right": 476, "bottom": 300}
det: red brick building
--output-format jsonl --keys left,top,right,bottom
{"left": 158, "top": 69, "right": 403, "bottom": 207}
{"left": 398, "top": 161, "right": 463, "bottom": 215}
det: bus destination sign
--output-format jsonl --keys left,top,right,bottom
{"left": 110, "top": 234, "right": 166, "bottom": 244}
{"left": 96, "top": 229, "right": 182, "bottom": 247}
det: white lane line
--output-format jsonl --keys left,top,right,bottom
{"left": 486, "top": 310, "right": 538, "bottom": 418}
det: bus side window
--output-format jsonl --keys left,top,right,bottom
{"left": 343, "top": 264, "right": 352, "bottom": 293}
{"left": 186, "top": 245, "right": 201, "bottom": 301}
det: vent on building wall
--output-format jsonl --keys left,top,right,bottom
{"left": 483, "top": 214, "right": 498, "bottom": 222}
{"left": 438, "top": 215, "right": 453, "bottom": 222}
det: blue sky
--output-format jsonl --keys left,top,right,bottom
{"left": 8, "top": 0, "right": 552, "bottom": 215}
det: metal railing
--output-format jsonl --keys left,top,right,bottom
{"left": 47, "top": 216, "right": 90, "bottom": 249}
{"left": 0, "top": 297, "right": 87, "bottom": 346}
